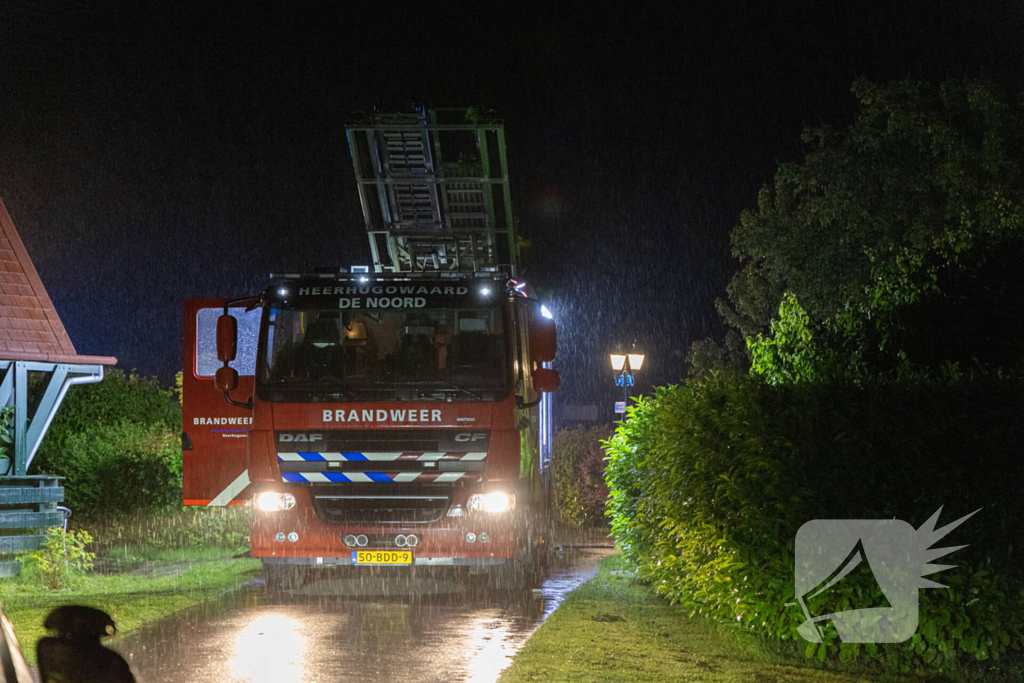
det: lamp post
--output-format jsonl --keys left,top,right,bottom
{"left": 610, "top": 350, "right": 644, "bottom": 415}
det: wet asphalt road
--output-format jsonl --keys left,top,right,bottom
{"left": 115, "top": 544, "right": 614, "bottom": 683}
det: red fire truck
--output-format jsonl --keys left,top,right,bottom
{"left": 182, "top": 109, "right": 559, "bottom": 589}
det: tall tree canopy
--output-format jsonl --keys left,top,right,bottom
{"left": 696, "top": 79, "right": 1024, "bottom": 381}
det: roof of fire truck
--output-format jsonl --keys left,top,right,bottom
{"left": 269, "top": 269, "right": 510, "bottom": 282}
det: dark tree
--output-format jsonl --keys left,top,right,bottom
{"left": 699, "top": 79, "right": 1024, "bottom": 380}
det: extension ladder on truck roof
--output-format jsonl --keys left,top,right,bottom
{"left": 345, "top": 107, "right": 519, "bottom": 275}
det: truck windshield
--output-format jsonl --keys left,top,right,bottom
{"left": 257, "top": 305, "right": 510, "bottom": 401}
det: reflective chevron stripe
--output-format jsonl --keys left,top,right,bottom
{"left": 277, "top": 452, "right": 486, "bottom": 461}
{"left": 281, "top": 471, "right": 468, "bottom": 483}
{"left": 208, "top": 469, "right": 250, "bottom": 506}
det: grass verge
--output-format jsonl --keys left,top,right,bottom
{"left": 0, "top": 557, "right": 260, "bottom": 665}
{"left": 99, "top": 544, "right": 243, "bottom": 566}
{"left": 499, "top": 554, "right": 899, "bottom": 683}
{"left": 77, "top": 507, "right": 251, "bottom": 560}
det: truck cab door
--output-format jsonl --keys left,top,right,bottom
{"left": 182, "top": 298, "right": 261, "bottom": 506}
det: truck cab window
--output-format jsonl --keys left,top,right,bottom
{"left": 257, "top": 305, "right": 511, "bottom": 402}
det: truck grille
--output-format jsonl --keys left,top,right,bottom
{"left": 309, "top": 484, "right": 452, "bottom": 525}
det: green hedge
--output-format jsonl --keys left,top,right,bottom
{"left": 33, "top": 369, "right": 183, "bottom": 518}
{"left": 552, "top": 426, "right": 613, "bottom": 525}
{"left": 48, "top": 422, "right": 182, "bottom": 514}
{"left": 605, "top": 373, "right": 1024, "bottom": 677}
{"left": 39, "top": 368, "right": 181, "bottom": 447}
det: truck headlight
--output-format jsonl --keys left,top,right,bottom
{"left": 256, "top": 492, "right": 296, "bottom": 512}
{"left": 467, "top": 492, "right": 514, "bottom": 514}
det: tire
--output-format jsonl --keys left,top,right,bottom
{"left": 488, "top": 526, "right": 546, "bottom": 591}
{"left": 263, "top": 561, "right": 308, "bottom": 590}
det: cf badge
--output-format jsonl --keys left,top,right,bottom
{"left": 454, "top": 433, "right": 488, "bottom": 443}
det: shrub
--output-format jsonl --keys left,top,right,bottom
{"left": 38, "top": 369, "right": 180, "bottom": 455}
{"left": 0, "top": 405, "right": 13, "bottom": 475}
{"left": 31, "top": 368, "right": 183, "bottom": 518}
{"left": 605, "top": 373, "right": 1024, "bottom": 676}
{"left": 28, "top": 528, "right": 95, "bottom": 590}
{"left": 46, "top": 422, "right": 182, "bottom": 517}
{"left": 552, "top": 426, "right": 612, "bottom": 525}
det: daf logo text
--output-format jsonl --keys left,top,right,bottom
{"left": 279, "top": 433, "right": 324, "bottom": 443}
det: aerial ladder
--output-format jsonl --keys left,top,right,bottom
{"left": 346, "top": 106, "right": 555, "bottom": 530}
{"left": 345, "top": 107, "right": 519, "bottom": 275}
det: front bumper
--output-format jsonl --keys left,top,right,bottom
{"left": 250, "top": 486, "right": 518, "bottom": 560}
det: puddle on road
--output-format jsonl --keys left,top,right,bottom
{"left": 116, "top": 546, "right": 614, "bottom": 683}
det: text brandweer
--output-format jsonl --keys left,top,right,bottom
{"left": 194, "top": 417, "right": 253, "bottom": 425}
{"left": 323, "top": 409, "right": 442, "bottom": 423}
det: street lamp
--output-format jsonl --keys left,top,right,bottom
{"left": 610, "top": 349, "right": 645, "bottom": 415}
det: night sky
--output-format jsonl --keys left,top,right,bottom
{"left": 2, "top": 2, "right": 1023, "bottom": 419}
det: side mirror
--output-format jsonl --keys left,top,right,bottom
{"left": 529, "top": 316, "right": 556, "bottom": 363}
{"left": 216, "top": 314, "right": 237, "bottom": 363}
{"left": 215, "top": 311, "right": 246, "bottom": 407}
{"left": 533, "top": 367, "right": 561, "bottom": 393}
{"left": 214, "top": 366, "right": 239, "bottom": 393}
{"left": 213, "top": 301, "right": 254, "bottom": 410}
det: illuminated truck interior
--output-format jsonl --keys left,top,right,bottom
{"left": 256, "top": 302, "right": 511, "bottom": 402}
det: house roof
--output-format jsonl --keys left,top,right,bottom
{"left": 0, "top": 197, "right": 116, "bottom": 366}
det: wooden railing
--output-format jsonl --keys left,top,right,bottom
{"left": 0, "top": 476, "right": 64, "bottom": 578}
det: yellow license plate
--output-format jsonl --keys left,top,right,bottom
{"left": 352, "top": 550, "right": 413, "bottom": 565}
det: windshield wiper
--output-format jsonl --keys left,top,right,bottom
{"left": 345, "top": 377, "right": 486, "bottom": 401}
{"left": 376, "top": 378, "right": 486, "bottom": 400}
{"left": 435, "top": 379, "right": 484, "bottom": 400}
{"left": 266, "top": 379, "right": 360, "bottom": 398}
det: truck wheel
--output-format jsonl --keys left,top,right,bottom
{"left": 263, "top": 562, "right": 308, "bottom": 590}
